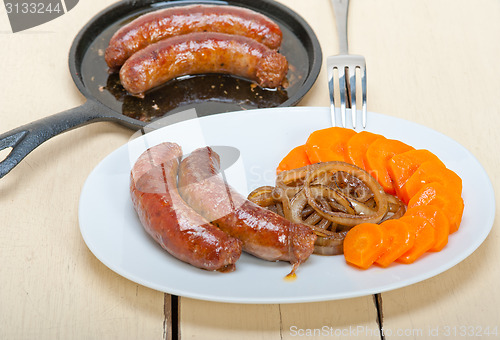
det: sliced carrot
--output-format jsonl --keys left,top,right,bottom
{"left": 387, "top": 149, "right": 445, "bottom": 201}
{"left": 401, "top": 160, "right": 462, "bottom": 204}
{"left": 343, "top": 223, "right": 387, "bottom": 269}
{"left": 276, "top": 145, "right": 311, "bottom": 174}
{"left": 363, "top": 138, "right": 414, "bottom": 194}
{"left": 396, "top": 215, "right": 436, "bottom": 264}
{"left": 408, "top": 182, "right": 464, "bottom": 233}
{"left": 346, "top": 131, "right": 385, "bottom": 169}
{"left": 305, "top": 127, "right": 357, "bottom": 164}
{"left": 404, "top": 205, "right": 450, "bottom": 252}
{"left": 375, "top": 219, "right": 415, "bottom": 268}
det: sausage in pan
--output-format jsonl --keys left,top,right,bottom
{"left": 105, "top": 4, "right": 283, "bottom": 69}
{"left": 130, "top": 142, "right": 242, "bottom": 272}
{"left": 177, "top": 147, "right": 316, "bottom": 266}
{"left": 119, "top": 32, "right": 288, "bottom": 95}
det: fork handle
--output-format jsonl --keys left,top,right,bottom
{"left": 331, "top": 0, "right": 349, "bottom": 54}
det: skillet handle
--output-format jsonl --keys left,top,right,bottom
{"left": 0, "top": 100, "right": 118, "bottom": 179}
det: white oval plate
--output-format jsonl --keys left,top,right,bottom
{"left": 78, "top": 107, "right": 495, "bottom": 304}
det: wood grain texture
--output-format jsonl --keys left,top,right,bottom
{"left": 180, "top": 297, "right": 380, "bottom": 340}
{"left": 1, "top": 0, "right": 499, "bottom": 339}
{"left": 0, "top": 1, "right": 165, "bottom": 339}
{"left": 344, "top": 0, "right": 500, "bottom": 339}
{"left": 180, "top": 1, "right": 499, "bottom": 338}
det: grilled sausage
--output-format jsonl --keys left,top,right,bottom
{"left": 177, "top": 147, "right": 316, "bottom": 265}
{"left": 119, "top": 32, "right": 288, "bottom": 95}
{"left": 130, "top": 142, "right": 242, "bottom": 272}
{"left": 105, "top": 4, "right": 283, "bottom": 69}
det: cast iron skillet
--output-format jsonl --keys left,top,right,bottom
{"left": 0, "top": 0, "right": 322, "bottom": 178}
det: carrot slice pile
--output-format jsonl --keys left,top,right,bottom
{"left": 273, "top": 128, "right": 465, "bottom": 270}
{"left": 346, "top": 131, "right": 384, "bottom": 169}
{"left": 404, "top": 205, "right": 450, "bottom": 252}
{"left": 396, "top": 215, "right": 436, "bottom": 264}
{"left": 364, "top": 138, "right": 414, "bottom": 194}
{"left": 401, "top": 160, "right": 462, "bottom": 204}
{"left": 276, "top": 145, "right": 311, "bottom": 174}
{"left": 305, "top": 127, "right": 357, "bottom": 164}
{"left": 343, "top": 223, "right": 387, "bottom": 269}
{"left": 387, "top": 149, "right": 445, "bottom": 201}
{"left": 375, "top": 219, "right": 415, "bottom": 268}
{"left": 408, "top": 182, "right": 464, "bottom": 233}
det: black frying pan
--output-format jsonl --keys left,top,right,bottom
{"left": 0, "top": 0, "right": 322, "bottom": 178}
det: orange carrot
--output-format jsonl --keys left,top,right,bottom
{"left": 305, "top": 127, "right": 357, "bottom": 164}
{"left": 404, "top": 205, "right": 450, "bottom": 252}
{"left": 408, "top": 182, "right": 464, "bottom": 233}
{"left": 276, "top": 145, "right": 311, "bottom": 173}
{"left": 387, "top": 149, "right": 445, "bottom": 201}
{"left": 396, "top": 215, "right": 436, "bottom": 264}
{"left": 343, "top": 223, "right": 387, "bottom": 269}
{"left": 363, "top": 138, "right": 414, "bottom": 194}
{"left": 401, "top": 160, "right": 462, "bottom": 204}
{"left": 346, "top": 131, "right": 385, "bottom": 169}
{"left": 375, "top": 219, "right": 415, "bottom": 268}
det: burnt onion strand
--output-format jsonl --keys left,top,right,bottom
{"left": 248, "top": 161, "right": 405, "bottom": 256}
{"left": 303, "top": 162, "right": 389, "bottom": 226}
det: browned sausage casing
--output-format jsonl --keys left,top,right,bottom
{"left": 130, "top": 142, "right": 242, "bottom": 272}
{"left": 177, "top": 147, "right": 317, "bottom": 265}
{"left": 119, "top": 32, "right": 288, "bottom": 95}
{"left": 105, "top": 4, "right": 283, "bottom": 69}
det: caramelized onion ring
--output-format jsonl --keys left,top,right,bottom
{"left": 247, "top": 186, "right": 276, "bottom": 207}
{"left": 303, "top": 162, "right": 388, "bottom": 226}
{"left": 314, "top": 231, "right": 348, "bottom": 255}
{"left": 248, "top": 161, "right": 404, "bottom": 256}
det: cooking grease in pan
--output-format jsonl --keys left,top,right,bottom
{"left": 80, "top": 3, "right": 309, "bottom": 122}
{"left": 105, "top": 73, "right": 289, "bottom": 121}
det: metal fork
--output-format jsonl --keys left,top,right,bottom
{"left": 327, "top": 0, "right": 367, "bottom": 128}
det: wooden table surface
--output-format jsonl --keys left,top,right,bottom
{"left": 1, "top": 0, "right": 499, "bottom": 339}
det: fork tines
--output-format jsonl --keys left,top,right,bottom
{"left": 327, "top": 54, "right": 367, "bottom": 129}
